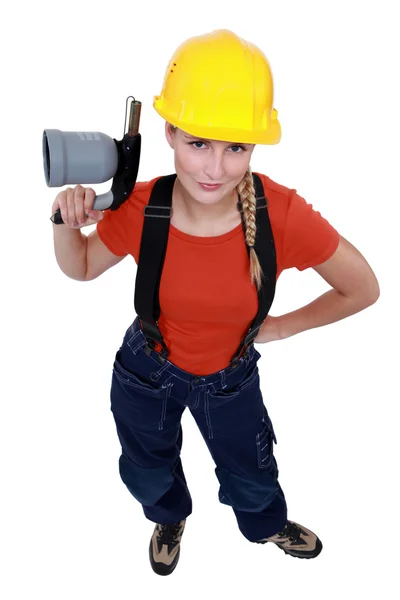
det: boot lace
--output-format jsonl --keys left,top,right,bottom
{"left": 157, "top": 522, "right": 182, "bottom": 545}
{"left": 279, "top": 521, "right": 303, "bottom": 543}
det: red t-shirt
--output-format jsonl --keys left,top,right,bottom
{"left": 97, "top": 172, "right": 340, "bottom": 375}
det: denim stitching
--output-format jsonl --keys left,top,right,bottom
{"left": 127, "top": 328, "right": 142, "bottom": 345}
{"left": 154, "top": 361, "right": 172, "bottom": 377}
{"left": 193, "top": 388, "right": 201, "bottom": 410}
{"left": 129, "top": 338, "right": 147, "bottom": 355}
{"left": 144, "top": 344, "right": 258, "bottom": 388}
{"left": 150, "top": 360, "right": 172, "bottom": 381}
{"left": 158, "top": 384, "right": 171, "bottom": 431}
{"left": 240, "top": 368, "right": 259, "bottom": 392}
{"left": 113, "top": 369, "right": 163, "bottom": 394}
{"left": 205, "top": 389, "right": 213, "bottom": 439}
{"left": 146, "top": 355, "right": 221, "bottom": 386}
{"left": 256, "top": 425, "right": 271, "bottom": 469}
{"left": 220, "top": 370, "right": 227, "bottom": 389}
{"left": 161, "top": 374, "right": 173, "bottom": 388}
{"left": 126, "top": 330, "right": 143, "bottom": 352}
{"left": 164, "top": 370, "right": 191, "bottom": 384}
{"left": 158, "top": 396, "right": 166, "bottom": 430}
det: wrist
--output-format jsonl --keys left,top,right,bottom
{"left": 275, "top": 315, "right": 293, "bottom": 341}
{"left": 52, "top": 222, "right": 79, "bottom": 233}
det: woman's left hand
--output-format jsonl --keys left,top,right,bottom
{"left": 253, "top": 315, "right": 283, "bottom": 344}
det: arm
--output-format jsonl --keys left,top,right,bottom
{"left": 276, "top": 235, "right": 379, "bottom": 340}
{"left": 255, "top": 235, "right": 379, "bottom": 343}
{"left": 52, "top": 224, "right": 88, "bottom": 281}
{"left": 53, "top": 225, "right": 126, "bottom": 281}
{"left": 52, "top": 185, "right": 127, "bottom": 281}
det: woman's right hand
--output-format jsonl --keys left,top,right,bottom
{"left": 51, "top": 185, "right": 105, "bottom": 228}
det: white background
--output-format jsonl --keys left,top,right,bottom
{"left": 1, "top": 0, "right": 399, "bottom": 598}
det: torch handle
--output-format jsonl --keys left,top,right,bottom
{"left": 50, "top": 191, "right": 114, "bottom": 225}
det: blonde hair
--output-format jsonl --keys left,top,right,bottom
{"left": 237, "top": 167, "right": 264, "bottom": 291}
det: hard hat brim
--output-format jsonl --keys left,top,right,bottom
{"left": 153, "top": 99, "right": 281, "bottom": 145}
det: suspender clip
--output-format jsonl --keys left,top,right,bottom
{"left": 140, "top": 318, "right": 170, "bottom": 363}
{"left": 243, "top": 324, "right": 262, "bottom": 347}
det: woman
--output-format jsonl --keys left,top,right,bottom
{"left": 52, "top": 29, "right": 380, "bottom": 576}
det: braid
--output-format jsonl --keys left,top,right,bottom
{"left": 237, "top": 168, "right": 264, "bottom": 291}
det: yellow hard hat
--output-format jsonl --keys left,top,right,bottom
{"left": 153, "top": 29, "right": 281, "bottom": 145}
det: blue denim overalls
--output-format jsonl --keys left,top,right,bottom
{"left": 110, "top": 316, "right": 288, "bottom": 542}
{"left": 110, "top": 172, "right": 287, "bottom": 541}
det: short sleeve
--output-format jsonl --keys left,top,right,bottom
{"left": 282, "top": 189, "right": 340, "bottom": 271}
{"left": 96, "top": 200, "right": 130, "bottom": 257}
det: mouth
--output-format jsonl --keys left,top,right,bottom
{"left": 198, "top": 182, "right": 223, "bottom": 190}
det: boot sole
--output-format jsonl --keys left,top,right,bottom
{"left": 149, "top": 540, "right": 180, "bottom": 576}
{"left": 258, "top": 537, "right": 323, "bottom": 559}
{"left": 277, "top": 537, "right": 323, "bottom": 559}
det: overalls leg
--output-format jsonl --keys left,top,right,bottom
{"left": 189, "top": 355, "right": 287, "bottom": 542}
{"left": 109, "top": 330, "right": 192, "bottom": 525}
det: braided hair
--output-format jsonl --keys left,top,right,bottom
{"left": 237, "top": 167, "right": 264, "bottom": 291}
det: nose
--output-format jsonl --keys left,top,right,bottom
{"left": 203, "top": 149, "right": 225, "bottom": 181}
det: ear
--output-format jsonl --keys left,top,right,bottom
{"left": 165, "top": 122, "right": 176, "bottom": 148}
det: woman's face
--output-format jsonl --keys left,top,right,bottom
{"left": 165, "top": 124, "right": 255, "bottom": 205}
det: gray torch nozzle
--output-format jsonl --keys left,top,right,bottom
{"left": 43, "top": 129, "right": 118, "bottom": 187}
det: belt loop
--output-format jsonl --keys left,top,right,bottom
{"left": 220, "top": 370, "right": 227, "bottom": 389}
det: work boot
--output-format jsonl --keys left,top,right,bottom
{"left": 255, "top": 520, "right": 323, "bottom": 559}
{"left": 149, "top": 519, "right": 186, "bottom": 575}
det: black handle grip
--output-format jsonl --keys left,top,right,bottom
{"left": 50, "top": 208, "right": 64, "bottom": 225}
{"left": 110, "top": 133, "right": 141, "bottom": 211}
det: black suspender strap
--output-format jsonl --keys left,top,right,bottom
{"left": 134, "top": 172, "right": 277, "bottom": 369}
{"left": 134, "top": 174, "right": 177, "bottom": 360}
{"left": 230, "top": 173, "right": 277, "bottom": 366}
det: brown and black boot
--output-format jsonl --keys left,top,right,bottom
{"left": 149, "top": 520, "right": 186, "bottom": 575}
{"left": 255, "top": 520, "right": 323, "bottom": 559}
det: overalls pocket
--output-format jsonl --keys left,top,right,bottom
{"left": 210, "top": 363, "right": 260, "bottom": 400}
{"left": 113, "top": 350, "right": 166, "bottom": 395}
{"left": 256, "top": 414, "right": 277, "bottom": 469}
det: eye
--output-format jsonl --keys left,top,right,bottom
{"left": 189, "top": 141, "right": 207, "bottom": 149}
{"left": 229, "top": 145, "right": 246, "bottom": 153}
{"left": 188, "top": 141, "right": 247, "bottom": 152}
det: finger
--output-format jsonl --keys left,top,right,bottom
{"left": 66, "top": 188, "right": 76, "bottom": 227}
{"left": 87, "top": 209, "right": 104, "bottom": 222}
{"left": 74, "top": 185, "right": 86, "bottom": 224}
{"left": 55, "top": 191, "right": 68, "bottom": 225}
{"left": 84, "top": 188, "right": 96, "bottom": 217}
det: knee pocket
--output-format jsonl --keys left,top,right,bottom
{"left": 119, "top": 453, "right": 174, "bottom": 506}
{"left": 256, "top": 415, "right": 277, "bottom": 470}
